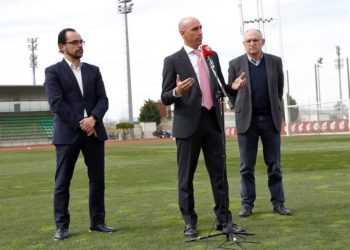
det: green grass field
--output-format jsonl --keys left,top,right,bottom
{"left": 0, "top": 135, "right": 349, "bottom": 250}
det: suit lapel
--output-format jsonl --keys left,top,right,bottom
{"left": 81, "top": 64, "right": 88, "bottom": 97}
{"left": 177, "top": 48, "right": 200, "bottom": 91}
{"left": 242, "top": 56, "right": 252, "bottom": 97}
{"left": 264, "top": 54, "right": 274, "bottom": 93}
{"left": 60, "top": 59, "right": 83, "bottom": 98}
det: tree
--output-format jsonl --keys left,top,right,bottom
{"left": 116, "top": 122, "right": 134, "bottom": 139}
{"left": 282, "top": 93, "right": 299, "bottom": 122}
{"left": 138, "top": 99, "right": 161, "bottom": 125}
{"left": 334, "top": 101, "right": 345, "bottom": 111}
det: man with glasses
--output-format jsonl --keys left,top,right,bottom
{"left": 44, "top": 28, "right": 115, "bottom": 241}
{"left": 228, "top": 29, "right": 291, "bottom": 218}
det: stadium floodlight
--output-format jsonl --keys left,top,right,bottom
{"left": 28, "top": 38, "right": 38, "bottom": 85}
{"left": 117, "top": 0, "right": 134, "bottom": 139}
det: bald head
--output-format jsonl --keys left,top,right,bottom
{"left": 178, "top": 16, "right": 199, "bottom": 32}
{"left": 178, "top": 16, "right": 203, "bottom": 49}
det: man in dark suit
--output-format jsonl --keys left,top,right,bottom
{"left": 228, "top": 29, "right": 291, "bottom": 217}
{"left": 44, "top": 28, "right": 115, "bottom": 241}
{"left": 161, "top": 16, "right": 246, "bottom": 237}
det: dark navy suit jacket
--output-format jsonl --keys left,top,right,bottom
{"left": 44, "top": 59, "right": 108, "bottom": 144}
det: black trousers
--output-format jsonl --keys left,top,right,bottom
{"left": 53, "top": 131, "right": 105, "bottom": 229}
{"left": 176, "top": 107, "right": 232, "bottom": 225}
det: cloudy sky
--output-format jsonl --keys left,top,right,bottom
{"left": 0, "top": 0, "right": 349, "bottom": 121}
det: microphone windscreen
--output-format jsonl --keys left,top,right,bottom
{"left": 202, "top": 45, "right": 214, "bottom": 58}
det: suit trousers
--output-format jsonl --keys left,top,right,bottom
{"left": 54, "top": 130, "right": 105, "bottom": 229}
{"left": 237, "top": 113, "right": 285, "bottom": 208}
{"left": 176, "top": 107, "right": 232, "bottom": 225}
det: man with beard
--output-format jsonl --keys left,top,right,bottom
{"left": 44, "top": 28, "right": 115, "bottom": 241}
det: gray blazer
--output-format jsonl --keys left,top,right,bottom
{"left": 228, "top": 53, "right": 284, "bottom": 133}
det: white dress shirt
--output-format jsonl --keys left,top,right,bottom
{"left": 64, "top": 57, "right": 87, "bottom": 117}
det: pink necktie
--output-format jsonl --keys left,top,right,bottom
{"left": 194, "top": 50, "right": 213, "bottom": 110}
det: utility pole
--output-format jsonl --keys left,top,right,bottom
{"left": 28, "top": 38, "right": 38, "bottom": 85}
{"left": 117, "top": 0, "right": 134, "bottom": 139}
{"left": 334, "top": 46, "right": 344, "bottom": 119}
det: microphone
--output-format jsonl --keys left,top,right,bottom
{"left": 201, "top": 44, "right": 234, "bottom": 109}
{"left": 201, "top": 45, "right": 216, "bottom": 72}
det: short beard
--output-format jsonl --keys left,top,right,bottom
{"left": 67, "top": 50, "right": 83, "bottom": 59}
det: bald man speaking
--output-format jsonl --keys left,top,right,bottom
{"left": 161, "top": 16, "right": 246, "bottom": 237}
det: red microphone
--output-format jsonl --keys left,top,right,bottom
{"left": 201, "top": 44, "right": 214, "bottom": 59}
{"left": 201, "top": 44, "right": 216, "bottom": 72}
{"left": 201, "top": 45, "right": 234, "bottom": 109}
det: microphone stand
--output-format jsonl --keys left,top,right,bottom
{"left": 184, "top": 56, "right": 257, "bottom": 249}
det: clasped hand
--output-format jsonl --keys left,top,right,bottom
{"left": 79, "top": 117, "right": 97, "bottom": 137}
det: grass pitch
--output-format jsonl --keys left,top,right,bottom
{"left": 0, "top": 135, "right": 349, "bottom": 249}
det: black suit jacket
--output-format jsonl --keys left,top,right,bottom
{"left": 44, "top": 59, "right": 108, "bottom": 144}
{"left": 228, "top": 53, "right": 284, "bottom": 133}
{"left": 161, "top": 47, "right": 232, "bottom": 138}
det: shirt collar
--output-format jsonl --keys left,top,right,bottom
{"left": 64, "top": 57, "right": 82, "bottom": 70}
{"left": 183, "top": 44, "right": 200, "bottom": 55}
{"left": 247, "top": 52, "right": 264, "bottom": 63}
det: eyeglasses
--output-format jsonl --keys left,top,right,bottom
{"left": 66, "top": 40, "right": 85, "bottom": 45}
{"left": 244, "top": 39, "right": 262, "bottom": 44}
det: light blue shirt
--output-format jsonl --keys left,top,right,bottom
{"left": 247, "top": 53, "right": 264, "bottom": 66}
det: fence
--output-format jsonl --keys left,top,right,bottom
{"left": 225, "top": 99, "right": 350, "bottom": 137}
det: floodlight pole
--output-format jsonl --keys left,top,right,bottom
{"left": 314, "top": 64, "right": 320, "bottom": 135}
{"left": 335, "top": 46, "right": 344, "bottom": 119}
{"left": 118, "top": 0, "right": 134, "bottom": 139}
{"left": 28, "top": 38, "right": 38, "bottom": 85}
{"left": 316, "top": 58, "right": 323, "bottom": 104}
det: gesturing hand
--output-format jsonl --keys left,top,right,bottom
{"left": 231, "top": 72, "right": 247, "bottom": 91}
{"left": 175, "top": 74, "right": 195, "bottom": 95}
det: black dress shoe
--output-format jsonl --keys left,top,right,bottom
{"left": 216, "top": 221, "right": 246, "bottom": 233}
{"left": 239, "top": 207, "right": 253, "bottom": 217}
{"left": 54, "top": 229, "right": 68, "bottom": 241}
{"left": 273, "top": 204, "right": 292, "bottom": 215}
{"left": 89, "top": 224, "right": 116, "bottom": 233}
{"left": 184, "top": 224, "right": 197, "bottom": 237}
